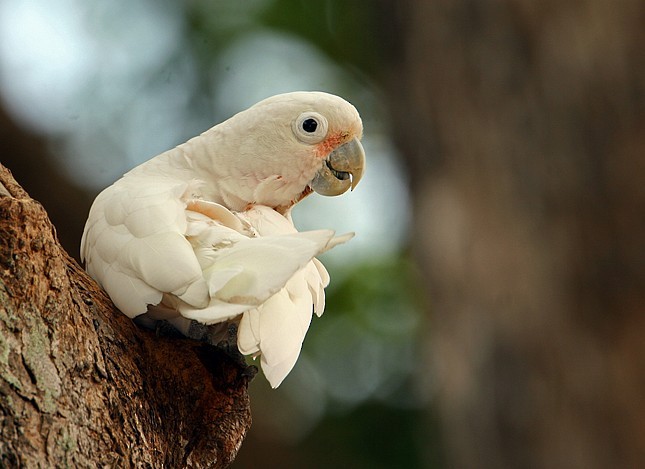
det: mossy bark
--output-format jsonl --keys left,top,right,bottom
{"left": 0, "top": 164, "right": 251, "bottom": 467}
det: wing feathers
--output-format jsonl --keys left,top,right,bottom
{"left": 81, "top": 176, "right": 353, "bottom": 387}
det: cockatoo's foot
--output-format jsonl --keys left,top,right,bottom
{"left": 185, "top": 320, "right": 209, "bottom": 341}
{"left": 133, "top": 315, "right": 185, "bottom": 339}
{"left": 212, "top": 323, "right": 258, "bottom": 380}
{"left": 133, "top": 315, "right": 257, "bottom": 380}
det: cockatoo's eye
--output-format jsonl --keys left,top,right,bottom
{"left": 293, "top": 112, "right": 328, "bottom": 144}
{"left": 302, "top": 118, "right": 318, "bottom": 132}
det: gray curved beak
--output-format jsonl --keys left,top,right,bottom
{"left": 311, "top": 137, "right": 365, "bottom": 196}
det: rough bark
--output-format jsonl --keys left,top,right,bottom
{"left": 0, "top": 164, "right": 252, "bottom": 467}
{"left": 381, "top": 0, "right": 645, "bottom": 467}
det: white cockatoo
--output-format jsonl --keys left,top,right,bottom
{"left": 81, "top": 91, "right": 365, "bottom": 388}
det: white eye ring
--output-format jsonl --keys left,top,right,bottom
{"left": 292, "top": 112, "right": 329, "bottom": 144}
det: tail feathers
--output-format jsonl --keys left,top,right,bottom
{"left": 237, "top": 271, "right": 316, "bottom": 388}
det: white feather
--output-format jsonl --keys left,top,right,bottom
{"left": 80, "top": 91, "right": 362, "bottom": 387}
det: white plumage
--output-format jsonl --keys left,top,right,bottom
{"left": 81, "top": 91, "right": 364, "bottom": 387}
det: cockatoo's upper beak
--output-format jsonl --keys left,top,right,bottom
{"left": 310, "top": 137, "right": 365, "bottom": 196}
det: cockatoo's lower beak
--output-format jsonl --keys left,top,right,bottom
{"left": 311, "top": 137, "right": 365, "bottom": 196}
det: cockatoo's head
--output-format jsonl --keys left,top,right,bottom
{"left": 201, "top": 91, "right": 365, "bottom": 211}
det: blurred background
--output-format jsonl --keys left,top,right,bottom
{"left": 1, "top": 1, "right": 643, "bottom": 468}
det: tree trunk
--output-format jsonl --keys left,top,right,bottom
{"left": 381, "top": 0, "right": 645, "bottom": 467}
{"left": 0, "top": 164, "right": 252, "bottom": 467}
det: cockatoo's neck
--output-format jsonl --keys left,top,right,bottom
{"left": 159, "top": 125, "right": 317, "bottom": 212}
{"left": 178, "top": 130, "right": 253, "bottom": 210}
{"left": 127, "top": 130, "right": 253, "bottom": 211}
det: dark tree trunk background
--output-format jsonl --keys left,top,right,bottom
{"left": 0, "top": 107, "right": 91, "bottom": 259}
{"left": 382, "top": 0, "right": 645, "bottom": 467}
{"left": 0, "top": 164, "right": 252, "bottom": 466}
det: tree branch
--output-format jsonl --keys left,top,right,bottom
{"left": 0, "top": 163, "right": 252, "bottom": 467}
